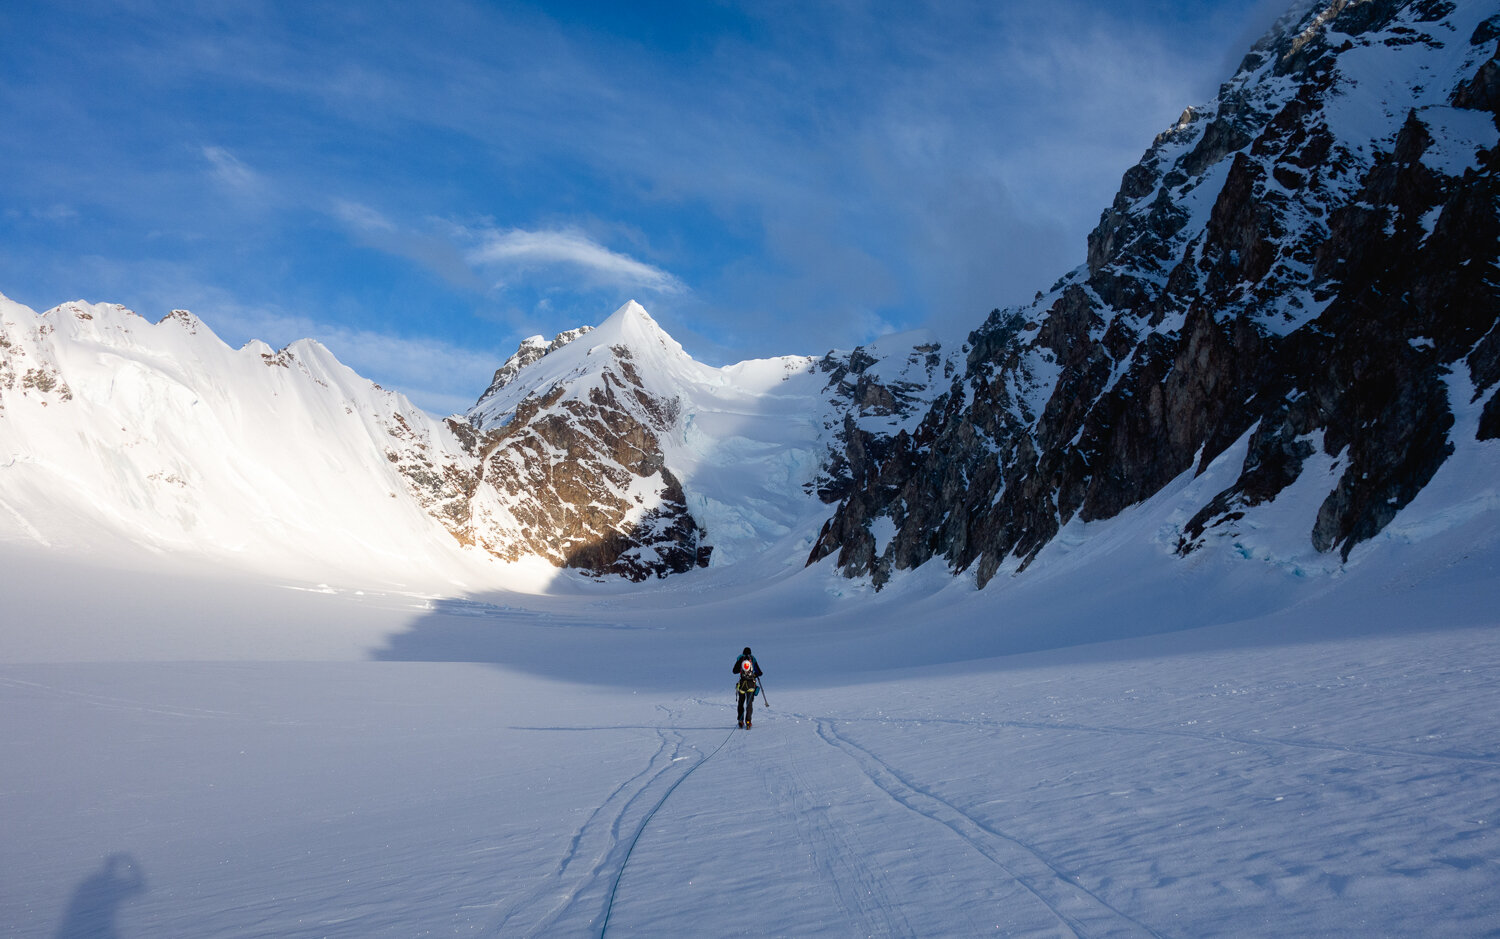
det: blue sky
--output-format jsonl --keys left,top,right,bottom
{"left": 1, "top": 0, "right": 1287, "bottom": 413}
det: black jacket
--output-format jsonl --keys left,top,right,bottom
{"left": 732, "top": 653, "right": 762, "bottom": 679}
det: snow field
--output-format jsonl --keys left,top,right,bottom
{"left": 5, "top": 551, "right": 1500, "bottom": 937}
{"left": 4, "top": 662, "right": 658, "bottom": 937}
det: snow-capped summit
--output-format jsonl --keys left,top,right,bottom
{"left": 455, "top": 302, "right": 715, "bottom": 580}
{"left": 596, "top": 299, "right": 685, "bottom": 356}
{"left": 467, "top": 300, "right": 699, "bottom": 431}
{"left": 451, "top": 297, "right": 962, "bottom": 578}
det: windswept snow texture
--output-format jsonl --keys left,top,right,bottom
{"left": 4, "top": 464, "right": 1499, "bottom": 937}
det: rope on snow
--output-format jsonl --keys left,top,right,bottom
{"left": 599, "top": 722, "right": 738, "bottom": 937}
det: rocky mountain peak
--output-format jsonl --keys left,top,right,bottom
{"left": 472, "top": 325, "right": 594, "bottom": 413}
{"left": 449, "top": 301, "right": 713, "bottom": 580}
{"left": 809, "top": 0, "right": 1500, "bottom": 589}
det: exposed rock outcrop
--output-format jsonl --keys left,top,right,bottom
{"left": 810, "top": 0, "right": 1500, "bottom": 587}
{"left": 462, "top": 346, "right": 708, "bottom": 580}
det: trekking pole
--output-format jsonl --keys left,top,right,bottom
{"left": 758, "top": 678, "right": 769, "bottom": 708}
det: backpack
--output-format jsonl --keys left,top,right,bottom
{"left": 737, "top": 665, "right": 758, "bottom": 696}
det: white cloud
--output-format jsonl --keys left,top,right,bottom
{"left": 201, "top": 145, "right": 262, "bottom": 193}
{"left": 331, "top": 199, "right": 397, "bottom": 234}
{"left": 325, "top": 207, "right": 681, "bottom": 302}
{"left": 467, "top": 227, "right": 685, "bottom": 294}
{"left": 328, "top": 202, "right": 486, "bottom": 293}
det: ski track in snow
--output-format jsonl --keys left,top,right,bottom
{"left": 597, "top": 714, "right": 739, "bottom": 938}
{"left": 810, "top": 717, "right": 1164, "bottom": 939}
{"left": 491, "top": 723, "right": 677, "bottom": 936}
{"left": 562, "top": 701, "right": 1177, "bottom": 936}
{"left": 492, "top": 706, "right": 737, "bottom": 938}
{"left": 597, "top": 699, "right": 938, "bottom": 937}
{"left": 537, "top": 698, "right": 1163, "bottom": 937}
{"left": 759, "top": 726, "right": 918, "bottom": 938}
{"left": 569, "top": 674, "right": 1500, "bottom": 936}
{"left": 816, "top": 712, "right": 1500, "bottom": 769}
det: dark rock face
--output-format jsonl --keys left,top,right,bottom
{"left": 811, "top": 0, "right": 1500, "bottom": 587}
{"left": 807, "top": 341, "right": 957, "bottom": 505}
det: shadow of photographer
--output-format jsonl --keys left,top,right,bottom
{"left": 55, "top": 853, "right": 146, "bottom": 939}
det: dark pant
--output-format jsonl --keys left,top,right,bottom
{"left": 737, "top": 691, "right": 755, "bottom": 724}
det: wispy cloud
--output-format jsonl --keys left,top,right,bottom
{"left": 327, "top": 203, "right": 683, "bottom": 303}
{"left": 466, "top": 227, "right": 685, "bottom": 295}
{"left": 328, "top": 200, "right": 488, "bottom": 293}
{"left": 201, "top": 145, "right": 262, "bottom": 193}
{"left": 332, "top": 199, "right": 397, "bottom": 234}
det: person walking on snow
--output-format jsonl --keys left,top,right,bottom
{"left": 733, "top": 647, "right": 762, "bottom": 728}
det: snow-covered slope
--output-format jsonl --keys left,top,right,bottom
{"left": 0, "top": 295, "right": 509, "bottom": 588}
{"left": 3, "top": 460, "right": 1497, "bottom": 936}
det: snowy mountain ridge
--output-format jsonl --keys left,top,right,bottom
{"left": 2, "top": 0, "right": 1497, "bottom": 594}
{"left": 0, "top": 295, "right": 495, "bottom": 587}
{"left": 0, "top": 293, "right": 952, "bottom": 586}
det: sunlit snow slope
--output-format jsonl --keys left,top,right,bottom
{"left": 0, "top": 295, "right": 511, "bottom": 588}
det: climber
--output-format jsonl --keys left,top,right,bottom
{"left": 732, "top": 646, "right": 762, "bottom": 728}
